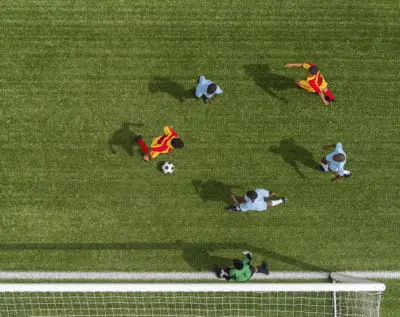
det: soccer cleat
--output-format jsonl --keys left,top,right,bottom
{"left": 344, "top": 172, "right": 352, "bottom": 178}
{"left": 134, "top": 135, "right": 142, "bottom": 142}
{"left": 228, "top": 206, "right": 240, "bottom": 212}
{"left": 282, "top": 197, "right": 288, "bottom": 204}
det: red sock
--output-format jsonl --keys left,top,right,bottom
{"left": 325, "top": 88, "right": 335, "bottom": 101}
{"left": 136, "top": 138, "right": 149, "bottom": 154}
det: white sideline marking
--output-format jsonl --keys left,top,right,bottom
{"left": 0, "top": 271, "right": 399, "bottom": 280}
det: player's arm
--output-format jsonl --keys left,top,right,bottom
{"left": 207, "top": 95, "right": 216, "bottom": 104}
{"left": 308, "top": 79, "right": 329, "bottom": 106}
{"left": 229, "top": 191, "right": 240, "bottom": 206}
{"left": 322, "top": 144, "right": 336, "bottom": 150}
{"left": 257, "top": 189, "right": 270, "bottom": 200}
{"left": 238, "top": 201, "right": 252, "bottom": 212}
{"left": 242, "top": 251, "right": 252, "bottom": 264}
{"left": 164, "top": 126, "right": 175, "bottom": 136}
{"left": 284, "top": 63, "right": 303, "bottom": 68}
{"left": 319, "top": 92, "right": 329, "bottom": 106}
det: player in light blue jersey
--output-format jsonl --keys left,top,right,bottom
{"left": 228, "top": 188, "right": 288, "bottom": 212}
{"left": 194, "top": 75, "right": 223, "bottom": 104}
{"left": 320, "top": 142, "right": 352, "bottom": 182}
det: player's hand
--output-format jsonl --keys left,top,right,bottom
{"left": 243, "top": 250, "right": 253, "bottom": 259}
{"left": 143, "top": 154, "right": 149, "bottom": 161}
{"left": 284, "top": 63, "right": 292, "bottom": 68}
{"left": 323, "top": 99, "right": 329, "bottom": 106}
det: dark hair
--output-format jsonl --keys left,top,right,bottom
{"left": 246, "top": 190, "right": 258, "bottom": 202}
{"left": 334, "top": 153, "right": 346, "bottom": 162}
{"left": 207, "top": 83, "right": 217, "bottom": 95}
{"left": 171, "top": 138, "right": 184, "bottom": 149}
{"left": 309, "top": 65, "right": 319, "bottom": 75}
{"left": 233, "top": 259, "right": 243, "bottom": 270}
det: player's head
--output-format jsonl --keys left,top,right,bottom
{"left": 246, "top": 190, "right": 258, "bottom": 202}
{"left": 171, "top": 138, "right": 184, "bottom": 149}
{"left": 308, "top": 65, "right": 319, "bottom": 75}
{"left": 233, "top": 259, "right": 243, "bottom": 270}
{"left": 333, "top": 153, "right": 346, "bottom": 162}
{"left": 207, "top": 83, "right": 217, "bottom": 95}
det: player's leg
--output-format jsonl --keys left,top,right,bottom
{"left": 323, "top": 87, "right": 335, "bottom": 102}
{"left": 134, "top": 135, "right": 149, "bottom": 154}
{"left": 296, "top": 80, "right": 315, "bottom": 92}
{"left": 267, "top": 198, "right": 288, "bottom": 207}
{"left": 343, "top": 170, "right": 352, "bottom": 177}
{"left": 255, "top": 262, "right": 269, "bottom": 275}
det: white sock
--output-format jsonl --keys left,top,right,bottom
{"left": 343, "top": 170, "right": 351, "bottom": 176}
{"left": 320, "top": 163, "right": 329, "bottom": 172}
{"left": 271, "top": 199, "right": 283, "bottom": 206}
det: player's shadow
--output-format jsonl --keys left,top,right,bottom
{"left": 176, "top": 240, "right": 233, "bottom": 271}
{"left": 269, "top": 138, "right": 318, "bottom": 179}
{"left": 149, "top": 77, "right": 193, "bottom": 103}
{"left": 192, "top": 180, "right": 241, "bottom": 204}
{"left": 0, "top": 241, "right": 331, "bottom": 272}
{"left": 108, "top": 122, "right": 143, "bottom": 156}
{"left": 244, "top": 64, "right": 294, "bottom": 103}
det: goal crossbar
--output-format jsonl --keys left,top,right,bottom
{"left": 0, "top": 282, "right": 386, "bottom": 293}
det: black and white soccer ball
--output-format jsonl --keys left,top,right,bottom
{"left": 161, "top": 161, "right": 175, "bottom": 174}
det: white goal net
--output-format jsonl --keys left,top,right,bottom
{"left": 0, "top": 273, "right": 385, "bottom": 317}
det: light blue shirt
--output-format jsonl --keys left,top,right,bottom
{"left": 195, "top": 76, "right": 223, "bottom": 99}
{"left": 239, "top": 189, "right": 270, "bottom": 212}
{"left": 326, "top": 142, "right": 346, "bottom": 176}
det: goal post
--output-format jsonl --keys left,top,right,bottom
{"left": 0, "top": 273, "right": 385, "bottom": 317}
{"left": 330, "top": 272, "right": 385, "bottom": 317}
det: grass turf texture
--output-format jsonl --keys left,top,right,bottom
{"left": 0, "top": 0, "right": 399, "bottom": 314}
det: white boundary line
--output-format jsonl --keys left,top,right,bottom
{"left": 0, "top": 271, "right": 399, "bottom": 280}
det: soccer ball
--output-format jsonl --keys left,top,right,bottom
{"left": 161, "top": 161, "right": 174, "bottom": 174}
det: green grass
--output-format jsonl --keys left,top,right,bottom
{"left": 0, "top": 0, "right": 399, "bottom": 315}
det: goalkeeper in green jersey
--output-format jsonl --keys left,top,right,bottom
{"left": 212, "top": 251, "right": 269, "bottom": 282}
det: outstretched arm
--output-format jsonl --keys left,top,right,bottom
{"left": 285, "top": 63, "right": 303, "bottom": 68}
{"left": 229, "top": 191, "right": 240, "bottom": 206}
{"left": 322, "top": 144, "right": 336, "bottom": 150}
{"left": 319, "top": 91, "right": 330, "bottom": 106}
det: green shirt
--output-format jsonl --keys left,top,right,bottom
{"left": 228, "top": 256, "right": 253, "bottom": 282}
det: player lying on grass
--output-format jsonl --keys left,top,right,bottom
{"left": 228, "top": 188, "right": 288, "bottom": 212}
{"left": 213, "top": 251, "right": 269, "bottom": 282}
{"left": 135, "top": 126, "right": 184, "bottom": 161}
{"left": 320, "top": 142, "right": 352, "bottom": 182}
{"left": 194, "top": 75, "right": 223, "bottom": 104}
{"left": 284, "top": 63, "right": 335, "bottom": 106}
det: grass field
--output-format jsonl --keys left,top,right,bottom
{"left": 0, "top": 0, "right": 399, "bottom": 315}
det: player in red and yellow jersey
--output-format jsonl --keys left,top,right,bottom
{"left": 135, "top": 126, "right": 184, "bottom": 161}
{"left": 285, "top": 63, "right": 335, "bottom": 106}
